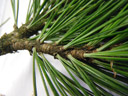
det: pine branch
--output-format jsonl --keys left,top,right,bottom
{"left": 0, "top": 32, "right": 85, "bottom": 60}
{"left": 1, "top": 0, "right": 128, "bottom": 95}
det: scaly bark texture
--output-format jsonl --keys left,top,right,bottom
{"left": 0, "top": 21, "right": 85, "bottom": 60}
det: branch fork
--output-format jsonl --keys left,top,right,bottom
{"left": 0, "top": 22, "right": 85, "bottom": 60}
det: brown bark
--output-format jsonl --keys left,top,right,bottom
{"left": 0, "top": 37, "right": 85, "bottom": 59}
{"left": 0, "top": 21, "right": 85, "bottom": 59}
